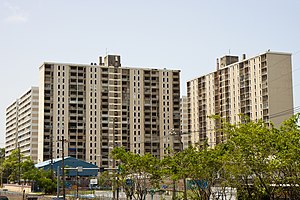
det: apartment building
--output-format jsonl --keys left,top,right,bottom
{"left": 187, "top": 51, "right": 293, "bottom": 147}
{"left": 38, "top": 55, "right": 181, "bottom": 167}
{"left": 5, "top": 87, "right": 39, "bottom": 163}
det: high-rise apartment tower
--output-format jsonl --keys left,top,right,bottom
{"left": 5, "top": 87, "right": 39, "bottom": 163}
{"left": 187, "top": 51, "right": 293, "bottom": 147}
{"left": 38, "top": 55, "right": 181, "bottom": 167}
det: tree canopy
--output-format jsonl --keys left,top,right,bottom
{"left": 110, "top": 114, "right": 300, "bottom": 200}
{"left": 0, "top": 149, "right": 56, "bottom": 194}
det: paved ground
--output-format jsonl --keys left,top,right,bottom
{"left": 95, "top": 190, "right": 173, "bottom": 200}
{"left": 1, "top": 190, "right": 174, "bottom": 200}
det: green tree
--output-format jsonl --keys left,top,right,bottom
{"left": 0, "top": 149, "right": 56, "bottom": 193}
{"left": 272, "top": 114, "right": 300, "bottom": 199}
{"left": 98, "top": 171, "right": 113, "bottom": 190}
{"left": 161, "top": 147, "right": 195, "bottom": 200}
{"left": 35, "top": 169, "right": 57, "bottom": 194}
{"left": 0, "top": 148, "right": 4, "bottom": 163}
{"left": 107, "top": 114, "right": 300, "bottom": 200}
{"left": 0, "top": 148, "right": 5, "bottom": 186}
{"left": 222, "top": 119, "right": 278, "bottom": 199}
{"left": 1, "top": 149, "right": 22, "bottom": 183}
{"left": 112, "top": 147, "right": 161, "bottom": 200}
{"left": 184, "top": 146, "right": 225, "bottom": 200}
{"left": 221, "top": 114, "right": 300, "bottom": 200}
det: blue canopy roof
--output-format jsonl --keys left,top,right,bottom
{"left": 35, "top": 157, "right": 99, "bottom": 177}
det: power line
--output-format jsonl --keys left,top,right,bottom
{"left": 268, "top": 105, "right": 300, "bottom": 120}
{"left": 263, "top": 49, "right": 300, "bottom": 85}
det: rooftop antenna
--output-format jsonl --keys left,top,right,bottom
{"left": 228, "top": 49, "right": 231, "bottom": 55}
{"left": 105, "top": 48, "right": 109, "bottom": 56}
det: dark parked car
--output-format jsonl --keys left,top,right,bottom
{"left": 0, "top": 196, "right": 8, "bottom": 200}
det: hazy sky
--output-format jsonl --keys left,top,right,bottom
{"left": 1, "top": 0, "right": 300, "bottom": 147}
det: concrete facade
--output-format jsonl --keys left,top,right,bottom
{"left": 180, "top": 96, "right": 190, "bottom": 149}
{"left": 5, "top": 87, "right": 39, "bottom": 163}
{"left": 38, "top": 55, "right": 181, "bottom": 167}
{"left": 187, "top": 51, "right": 293, "bottom": 147}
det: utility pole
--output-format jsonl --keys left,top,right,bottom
{"left": 170, "top": 129, "right": 188, "bottom": 200}
{"left": 0, "top": 171, "right": 2, "bottom": 188}
{"left": 51, "top": 129, "right": 54, "bottom": 180}
{"left": 76, "top": 168, "right": 79, "bottom": 199}
{"left": 18, "top": 145, "right": 21, "bottom": 185}
{"left": 179, "top": 131, "right": 188, "bottom": 200}
{"left": 61, "top": 136, "right": 66, "bottom": 200}
{"left": 169, "top": 129, "right": 176, "bottom": 200}
{"left": 57, "top": 166, "right": 60, "bottom": 199}
{"left": 112, "top": 117, "right": 116, "bottom": 200}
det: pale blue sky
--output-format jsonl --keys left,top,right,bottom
{"left": 1, "top": 0, "right": 300, "bottom": 147}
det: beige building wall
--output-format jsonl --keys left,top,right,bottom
{"left": 129, "top": 69, "right": 144, "bottom": 155}
{"left": 180, "top": 96, "right": 190, "bottom": 149}
{"left": 38, "top": 66, "right": 45, "bottom": 162}
{"left": 38, "top": 55, "right": 181, "bottom": 167}
{"left": 228, "top": 63, "right": 240, "bottom": 124}
{"left": 205, "top": 74, "right": 216, "bottom": 147}
{"left": 6, "top": 87, "right": 39, "bottom": 163}
{"left": 5, "top": 102, "right": 18, "bottom": 157}
{"left": 187, "top": 79, "right": 200, "bottom": 146}
{"left": 266, "top": 53, "right": 293, "bottom": 125}
{"left": 187, "top": 51, "right": 293, "bottom": 147}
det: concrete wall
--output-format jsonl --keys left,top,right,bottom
{"left": 3, "top": 184, "right": 31, "bottom": 193}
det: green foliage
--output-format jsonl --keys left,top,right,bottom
{"left": 112, "top": 147, "right": 161, "bottom": 200}
{"left": 0, "top": 148, "right": 4, "bottom": 163}
{"left": 98, "top": 171, "right": 113, "bottom": 190}
{"left": 35, "top": 169, "right": 57, "bottom": 194}
{"left": 0, "top": 149, "right": 56, "bottom": 194}
{"left": 1, "top": 149, "right": 23, "bottom": 182}
{"left": 221, "top": 114, "right": 300, "bottom": 199}
{"left": 0, "top": 148, "right": 5, "bottom": 186}
{"left": 109, "top": 114, "right": 300, "bottom": 200}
